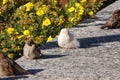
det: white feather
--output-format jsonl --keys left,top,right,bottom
{"left": 58, "top": 28, "right": 79, "bottom": 49}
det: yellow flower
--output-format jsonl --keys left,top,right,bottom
{"left": 8, "top": 53, "right": 14, "bottom": 59}
{"left": 68, "top": 7, "right": 75, "bottom": 13}
{"left": 34, "top": 36, "right": 42, "bottom": 44}
{"left": 25, "top": 2, "right": 34, "bottom": 11}
{"left": 42, "top": 18, "right": 51, "bottom": 27}
{"left": 7, "top": 27, "right": 15, "bottom": 34}
{"left": 68, "top": 17, "right": 74, "bottom": 22}
{"left": 17, "top": 35, "right": 24, "bottom": 40}
{"left": 78, "top": 9, "right": 84, "bottom": 16}
{"left": 23, "top": 30, "right": 30, "bottom": 35}
{"left": 88, "top": 11, "right": 94, "bottom": 17}
{"left": 75, "top": 3, "right": 84, "bottom": 9}
{"left": 15, "top": 32, "right": 19, "bottom": 35}
{"left": 81, "top": 0, "right": 86, "bottom": 3}
{"left": 75, "top": 3, "right": 80, "bottom": 8}
{"left": 47, "top": 36, "right": 53, "bottom": 42}
{"left": 17, "top": 34, "right": 30, "bottom": 41}
{"left": 36, "top": 5, "right": 47, "bottom": 16}
{"left": 53, "top": 0, "right": 58, "bottom": 4}
{"left": 41, "top": 5, "right": 47, "bottom": 10}
{"left": 58, "top": 18, "right": 64, "bottom": 25}
{"left": 0, "top": 12, "right": 1, "bottom": 15}
{"left": 36, "top": 8, "right": 44, "bottom": 16}
{"left": 3, "top": 0, "right": 7, "bottom": 4}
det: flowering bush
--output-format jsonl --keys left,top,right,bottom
{"left": 0, "top": 0, "right": 105, "bottom": 59}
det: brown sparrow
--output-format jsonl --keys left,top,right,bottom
{"left": 23, "top": 39, "right": 42, "bottom": 59}
{"left": 0, "top": 52, "right": 30, "bottom": 76}
{"left": 101, "top": 9, "right": 120, "bottom": 29}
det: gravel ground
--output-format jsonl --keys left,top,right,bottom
{"left": 1, "top": 0, "right": 120, "bottom": 80}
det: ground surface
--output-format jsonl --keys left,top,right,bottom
{"left": 1, "top": 0, "right": 120, "bottom": 80}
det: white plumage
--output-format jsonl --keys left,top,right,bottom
{"left": 58, "top": 28, "right": 79, "bottom": 49}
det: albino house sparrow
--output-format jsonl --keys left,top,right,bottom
{"left": 0, "top": 52, "right": 30, "bottom": 76}
{"left": 58, "top": 28, "right": 79, "bottom": 49}
{"left": 23, "top": 39, "right": 42, "bottom": 59}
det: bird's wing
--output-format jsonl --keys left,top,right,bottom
{"left": 68, "top": 33, "right": 74, "bottom": 42}
{"left": 0, "top": 59, "right": 14, "bottom": 76}
{"left": 7, "top": 58, "right": 30, "bottom": 75}
{"left": 36, "top": 47, "right": 41, "bottom": 54}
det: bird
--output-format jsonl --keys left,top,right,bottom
{"left": 58, "top": 28, "right": 80, "bottom": 49}
{"left": 0, "top": 52, "right": 30, "bottom": 76}
{"left": 101, "top": 9, "right": 120, "bottom": 29}
{"left": 23, "top": 39, "right": 42, "bottom": 59}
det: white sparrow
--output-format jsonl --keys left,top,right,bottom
{"left": 23, "top": 39, "right": 42, "bottom": 59}
{"left": 0, "top": 52, "right": 30, "bottom": 76}
{"left": 58, "top": 28, "right": 79, "bottom": 49}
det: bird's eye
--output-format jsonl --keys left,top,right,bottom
{"left": 63, "top": 31, "right": 65, "bottom": 33}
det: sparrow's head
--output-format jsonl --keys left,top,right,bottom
{"left": 113, "top": 9, "right": 120, "bottom": 20}
{"left": 114, "top": 9, "right": 120, "bottom": 14}
{"left": 60, "top": 28, "right": 69, "bottom": 35}
{"left": 26, "top": 39, "right": 34, "bottom": 46}
{"left": 0, "top": 52, "right": 6, "bottom": 59}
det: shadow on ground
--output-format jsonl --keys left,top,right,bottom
{"left": 76, "top": 17, "right": 106, "bottom": 27}
{"left": 79, "top": 34, "right": 120, "bottom": 48}
{"left": 0, "top": 75, "right": 28, "bottom": 80}
{"left": 40, "top": 41, "right": 59, "bottom": 50}
{"left": 41, "top": 54, "right": 67, "bottom": 59}
{"left": 28, "top": 69, "right": 44, "bottom": 74}
{"left": 76, "top": 10, "right": 113, "bottom": 27}
{"left": 0, "top": 69, "right": 44, "bottom": 80}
